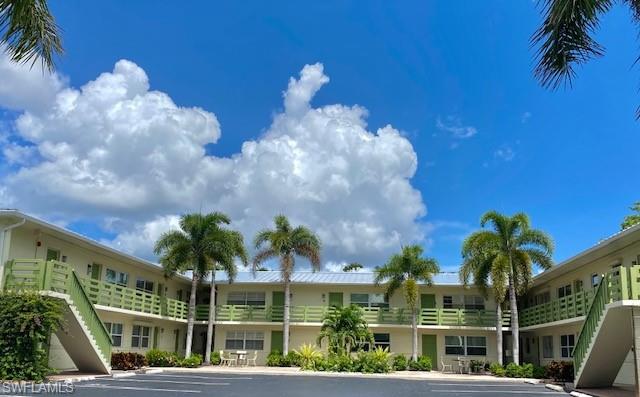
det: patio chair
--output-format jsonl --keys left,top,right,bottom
{"left": 246, "top": 351, "right": 258, "bottom": 366}
{"left": 220, "top": 350, "right": 237, "bottom": 366}
{"left": 440, "top": 357, "right": 453, "bottom": 373}
{"left": 457, "top": 357, "right": 468, "bottom": 374}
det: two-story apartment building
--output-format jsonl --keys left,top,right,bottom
{"left": 1, "top": 209, "right": 640, "bottom": 390}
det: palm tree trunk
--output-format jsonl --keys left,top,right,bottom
{"left": 204, "top": 272, "right": 216, "bottom": 364}
{"left": 496, "top": 303, "right": 503, "bottom": 366}
{"left": 283, "top": 278, "right": 291, "bottom": 355}
{"left": 508, "top": 274, "right": 519, "bottom": 365}
{"left": 411, "top": 307, "right": 418, "bottom": 361}
{"left": 185, "top": 273, "right": 198, "bottom": 358}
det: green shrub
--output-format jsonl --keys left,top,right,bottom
{"left": 545, "top": 361, "right": 574, "bottom": 382}
{"left": 178, "top": 353, "right": 203, "bottom": 368}
{"left": 489, "top": 362, "right": 505, "bottom": 377}
{"left": 469, "top": 360, "right": 485, "bottom": 373}
{"left": 210, "top": 351, "right": 221, "bottom": 365}
{"left": 392, "top": 354, "right": 408, "bottom": 371}
{"left": 111, "top": 352, "right": 148, "bottom": 370}
{"left": 294, "top": 344, "right": 323, "bottom": 370}
{"left": 505, "top": 362, "right": 520, "bottom": 377}
{"left": 0, "top": 292, "right": 64, "bottom": 381}
{"left": 286, "top": 351, "right": 301, "bottom": 367}
{"left": 408, "top": 355, "right": 432, "bottom": 371}
{"left": 533, "top": 365, "right": 547, "bottom": 379}
{"left": 146, "top": 349, "right": 178, "bottom": 367}
{"left": 266, "top": 351, "right": 299, "bottom": 367}
{"left": 266, "top": 351, "right": 285, "bottom": 367}
{"left": 353, "top": 348, "right": 392, "bottom": 373}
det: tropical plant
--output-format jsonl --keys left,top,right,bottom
{"left": 461, "top": 211, "right": 554, "bottom": 365}
{"left": 374, "top": 245, "right": 439, "bottom": 361}
{"left": 342, "top": 262, "right": 363, "bottom": 272}
{"left": 392, "top": 354, "right": 408, "bottom": 371}
{"left": 294, "top": 343, "right": 323, "bottom": 370}
{"left": 253, "top": 215, "right": 321, "bottom": 355}
{"left": 531, "top": 0, "right": 640, "bottom": 117}
{"left": 622, "top": 201, "right": 640, "bottom": 230}
{"left": 316, "top": 305, "right": 373, "bottom": 356}
{"left": 154, "top": 212, "right": 242, "bottom": 358}
{"left": 408, "top": 355, "right": 432, "bottom": 371}
{"left": 203, "top": 225, "right": 248, "bottom": 365}
{"left": 1, "top": 0, "right": 63, "bottom": 71}
{"left": 353, "top": 347, "right": 392, "bottom": 373}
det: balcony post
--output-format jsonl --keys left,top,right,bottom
{"left": 40, "top": 260, "right": 52, "bottom": 290}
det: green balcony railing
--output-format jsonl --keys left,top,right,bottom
{"left": 3, "top": 259, "right": 112, "bottom": 363}
{"left": 573, "top": 266, "right": 640, "bottom": 376}
{"left": 520, "top": 290, "right": 595, "bottom": 328}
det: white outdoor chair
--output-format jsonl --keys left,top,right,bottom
{"left": 220, "top": 350, "right": 237, "bottom": 366}
{"left": 440, "top": 357, "right": 453, "bottom": 373}
{"left": 246, "top": 351, "right": 258, "bottom": 366}
{"left": 457, "top": 356, "right": 468, "bottom": 374}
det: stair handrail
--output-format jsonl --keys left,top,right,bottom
{"left": 572, "top": 271, "right": 611, "bottom": 375}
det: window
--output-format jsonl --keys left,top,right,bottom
{"left": 224, "top": 330, "right": 264, "bottom": 350}
{"left": 106, "top": 268, "right": 129, "bottom": 287}
{"left": 136, "top": 278, "right": 154, "bottom": 293}
{"left": 443, "top": 295, "right": 485, "bottom": 310}
{"left": 560, "top": 334, "right": 575, "bottom": 358}
{"left": 534, "top": 291, "right": 551, "bottom": 306}
{"left": 131, "top": 325, "right": 151, "bottom": 348}
{"left": 104, "top": 322, "right": 123, "bottom": 347}
{"left": 363, "top": 333, "right": 391, "bottom": 351}
{"left": 445, "top": 336, "right": 465, "bottom": 355}
{"left": 557, "top": 284, "right": 572, "bottom": 298}
{"left": 574, "top": 279, "right": 583, "bottom": 293}
{"left": 542, "top": 335, "right": 553, "bottom": 358}
{"left": 350, "top": 293, "right": 388, "bottom": 308}
{"left": 46, "top": 248, "right": 60, "bottom": 261}
{"left": 445, "top": 336, "right": 487, "bottom": 356}
{"left": 591, "top": 274, "right": 601, "bottom": 288}
{"left": 227, "top": 291, "right": 266, "bottom": 306}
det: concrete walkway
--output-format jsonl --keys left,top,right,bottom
{"left": 140, "top": 365, "right": 542, "bottom": 383}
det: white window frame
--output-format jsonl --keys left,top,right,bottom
{"left": 560, "top": 334, "right": 575, "bottom": 358}
{"left": 131, "top": 325, "right": 151, "bottom": 348}
{"left": 106, "top": 268, "right": 129, "bottom": 287}
{"left": 350, "top": 293, "right": 388, "bottom": 309}
{"left": 363, "top": 333, "right": 391, "bottom": 351}
{"left": 591, "top": 273, "right": 601, "bottom": 288}
{"left": 135, "top": 278, "right": 154, "bottom": 293}
{"left": 542, "top": 335, "right": 553, "bottom": 358}
{"left": 557, "top": 284, "right": 572, "bottom": 299}
{"left": 445, "top": 335, "right": 487, "bottom": 356}
{"left": 46, "top": 248, "right": 60, "bottom": 261}
{"left": 104, "top": 322, "right": 123, "bottom": 347}
{"left": 443, "top": 295, "right": 485, "bottom": 310}
{"left": 224, "top": 330, "right": 264, "bottom": 350}
{"left": 227, "top": 291, "right": 266, "bottom": 306}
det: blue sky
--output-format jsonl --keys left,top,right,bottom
{"left": 0, "top": 1, "right": 639, "bottom": 271}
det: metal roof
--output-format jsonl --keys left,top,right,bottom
{"left": 213, "top": 271, "right": 462, "bottom": 285}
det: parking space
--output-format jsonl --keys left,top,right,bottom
{"left": 66, "top": 372, "right": 557, "bottom": 397}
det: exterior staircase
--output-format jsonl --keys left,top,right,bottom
{"left": 3, "top": 260, "right": 112, "bottom": 374}
{"left": 573, "top": 266, "right": 640, "bottom": 388}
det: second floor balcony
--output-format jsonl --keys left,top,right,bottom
{"left": 520, "top": 289, "right": 595, "bottom": 328}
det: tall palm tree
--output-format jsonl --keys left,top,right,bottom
{"left": 154, "top": 212, "right": 233, "bottom": 358}
{"left": 531, "top": 0, "right": 640, "bottom": 117}
{"left": 463, "top": 211, "right": 554, "bottom": 365}
{"left": 374, "top": 245, "right": 439, "bottom": 362}
{"left": 1, "top": 0, "right": 63, "bottom": 70}
{"left": 459, "top": 234, "right": 508, "bottom": 365}
{"left": 253, "top": 215, "right": 321, "bottom": 355}
{"left": 316, "top": 305, "right": 373, "bottom": 356}
{"left": 203, "top": 227, "right": 248, "bottom": 365}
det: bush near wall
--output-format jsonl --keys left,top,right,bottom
{"left": 545, "top": 361, "right": 574, "bottom": 382}
{"left": 0, "top": 292, "right": 64, "bottom": 381}
{"left": 111, "top": 352, "right": 148, "bottom": 370}
{"left": 489, "top": 362, "right": 547, "bottom": 379}
{"left": 144, "top": 349, "right": 205, "bottom": 368}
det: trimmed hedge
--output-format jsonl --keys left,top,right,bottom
{"left": 144, "top": 349, "right": 205, "bottom": 368}
{"left": 408, "top": 355, "right": 432, "bottom": 371}
{"left": 0, "top": 292, "right": 64, "bottom": 381}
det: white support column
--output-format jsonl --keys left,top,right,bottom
{"left": 632, "top": 307, "right": 640, "bottom": 397}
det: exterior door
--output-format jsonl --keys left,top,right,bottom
{"left": 422, "top": 334, "right": 437, "bottom": 368}
{"left": 272, "top": 291, "right": 284, "bottom": 322}
{"left": 421, "top": 294, "right": 436, "bottom": 308}
{"left": 91, "top": 263, "right": 102, "bottom": 280}
{"left": 328, "top": 292, "right": 343, "bottom": 307}
{"left": 271, "top": 330, "right": 283, "bottom": 353}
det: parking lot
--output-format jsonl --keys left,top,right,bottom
{"left": 62, "top": 372, "right": 559, "bottom": 397}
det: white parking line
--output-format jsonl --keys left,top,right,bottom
{"left": 429, "top": 383, "right": 542, "bottom": 387}
{"left": 76, "top": 384, "right": 201, "bottom": 393}
{"left": 147, "top": 374, "right": 253, "bottom": 380}
{"left": 104, "top": 378, "right": 230, "bottom": 386}
{"left": 431, "top": 390, "right": 557, "bottom": 394}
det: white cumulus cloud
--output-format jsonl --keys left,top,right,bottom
{"left": 0, "top": 58, "right": 427, "bottom": 267}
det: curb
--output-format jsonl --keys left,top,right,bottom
{"left": 112, "top": 372, "right": 138, "bottom": 379}
{"left": 545, "top": 383, "right": 566, "bottom": 393}
{"left": 569, "top": 392, "right": 594, "bottom": 397}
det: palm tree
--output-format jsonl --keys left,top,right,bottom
{"left": 253, "top": 215, "right": 321, "bottom": 355}
{"left": 374, "top": 245, "right": 439, "bottom": 362}
{"left": 1, "top": 0, "right": 63, "bottom": 70}
{"left": 531, "top": 0, "right": 640, "bottom": 117}
{"left": 342, "top": 262, "right": 363, "bottom": 272}
{"left": 463, "top": 211, "right": 554, "bottom": 365}
{"left": 154, "top": 212, "right": 235, "bottom": 358}
{"left": 203, "top": 227, "right": 248, "bottom": 365}
{"left": 621, "top": 201, "right": 640, "bottom": 230}
{"left": 316, "top": 305, "right": 373, "bottom": 356}
{"left": 459, "top": 233, "right": 508, "bottom": 365}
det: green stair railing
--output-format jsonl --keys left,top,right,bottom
{"left": 3, "top": 259, "right": 112, "bottom": 363}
